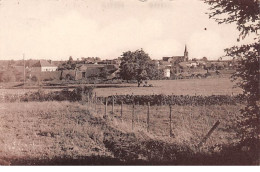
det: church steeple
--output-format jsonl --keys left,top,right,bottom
{"left": 184, "top": 44, "right": 188, "bottom": 61}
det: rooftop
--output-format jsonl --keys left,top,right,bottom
{"left": 31, "top": 60, "right": 57, "bottom": 67}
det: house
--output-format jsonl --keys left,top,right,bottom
{"left": 196, "top": 60, "right": 206, "bottom": 66}
{"left": 163, "top": 68, "right": 171, "bottom": 78}
{"left": 74, "top": 63, "right": 119, "bottom": 80}
{"left": 31, "top": 60, "right": 58, "bottom": 72}
{"left": 75, "top": 64, "right": 104, "bottom": 79}
{"left": 162, "top": 45, "right": 189, "bottom": 64}
{"left": 186, "top": 62, "right": 198, "bottom": 67}
{"left": 159, "top": 61, "right": 172, "bottom": 67}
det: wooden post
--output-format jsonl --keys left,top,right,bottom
{"left": 197, "top": 120, "right": 220, "bottom": 148}
{"left": 169, "top": 105, "right": 173, "bottom": 137}
{"left": 120, "top": 101, "right": 123, "bottom": 121}
{"left": 94, "top": 92, "right": 97, "bottom": 111}
{"left": 87, "top": 93, "right": 90, "bottom": 104}
{"left": 23, "top": 54, "right": 25, "bottom": 88}
{"left": 112, "top": 96, "right": 114, "bottom": 114}
{"left": 105, "top": 97, "right": 108, "bottom": 116}
{"left": 147, "top": 102, "right": 150, "bottom": 132}
{"left": 132, "top": 102, "right": 135, "bottom": 130}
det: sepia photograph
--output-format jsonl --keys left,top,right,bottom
{"left": 0, "top": 0, "right": 259, "bottom": 166}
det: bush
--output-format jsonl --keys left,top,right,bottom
{"left": 98, "top": 94, "right": 246, "bottom": 106}
{"left": 65, "top": 74, "right": 74, "bottom": 80}
{"left": 31, "top": 76, "right": 38, "bottom": 82}
{"left": 19, "top": 86, "right": 95, "bottom": 102}
{"left": 1, "top": 71, "right": 16, "bottom": 82}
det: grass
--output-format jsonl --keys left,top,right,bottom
{"left": 0, "top": 101, "right": 112, "bottom": 164}
{"left": 1, "top": 100, "right": 256, "bottom": 165}
{"left": 94, "top": 102, "right": 242, "bottom": 148}
{"left": 0, "top": 77, "right": 258, "bottom": 165}
{"left": 94, "top": 78, "right": 242, "bottom": 97}
{"left": 0, "top": 77, "right": 242, "bottom": 98}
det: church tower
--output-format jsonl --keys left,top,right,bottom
{"left": 184, "top": 44, "right": 189, "bottom": 61}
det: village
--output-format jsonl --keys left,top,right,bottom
{"left": 0, "top": 0, "right": 258, "bottom": 166}
{"left": 0, "top": 45, "right": 237, "bottom": 85}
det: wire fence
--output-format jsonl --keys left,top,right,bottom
{"left": 87, "top": 99, "right": 173, "bottom": 137}
{"left": 81, "top": 91, "right": 237, "bottom": 149}
{"left": 84, "top": 93, "right": 224, "bottom": 142}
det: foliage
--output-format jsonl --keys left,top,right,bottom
{"left": 99, "top": 65, "right": 117, "bottom": 79}
{"left": 58, "top": 56, "right": 76, "bottom": 70}
{"left": 65, "top": 74, "right": 74, "bottom": 80}
{"left": 204, "top": 0, "right": 260, "bottom": 142}
{"left": 99, "top": 66, "right": 110, "bottom": 79}
{"left": 97, "top": 94, "right": 245, "bottom": 106}
{"left": 0, "top": 68, "right": 23, "bottom": 82}
{"left": 0, "top": 71, "right": 16, "bottom": 82}
{"left": 119, "top": 49, "right": 160, "bottom": 86}
{"left": 13, "top": 86, "right": 95, "bottom": 102}
{"left": 146, "top": 63, "right": 164, "bottom": 80}
{"left": 31, "top": 75, "right": 38, "bottom": 82}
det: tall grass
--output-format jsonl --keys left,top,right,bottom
{"left": 1, "top": 101, "right": 258, "bottom": 165}
{"left": 0, "top": 101, "right": 110, "bottom": 161}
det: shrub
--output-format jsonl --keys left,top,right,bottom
{"left": 18, "top": 86, "right": 95, "bottom": 102}
{"left": 65, "top": 74, "right": 74, "bottom": 80}
{"left": 31, "top": 76, "right": 38, "bottom": 82}
{"left": 98, "top": 94, "right": 246, "bottom": 106}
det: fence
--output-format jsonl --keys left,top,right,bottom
{"left": 85, "top": 93, "right": 221, "bottom": 141}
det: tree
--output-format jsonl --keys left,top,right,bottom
{"left": 119, "top": 49, "right": 153, "bottom": 87}
{"left": 204, "top": 0, "right": 259, "bottom": 144}
{"left": 202, "top": 57, "right": 208, "bottom": 61}
{"left": 99, "top": 66, "right": 110, "bottom": 79}
{"left": 146, "top": 62, "right": 163, "bottom": 80}
{"left": 99, "top": 65, "right": 118, "bottom": 79}
{"left": 58, "top": 56, "right": 76, "bottom": 71}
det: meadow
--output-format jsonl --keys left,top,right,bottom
{"left": 0, "top": 101, "right": 249, "bottom": 165}
{"left": 0, "top": 77, "right": 242, "bottom": 97}
{"left": 0, "top": 78, "right": 257, "bottom": 165}
{"left": 94, "top": 102, "right": 242, "bottom": 146}
{"left": 95, "top": 77, "right": 242, "bottom": 96}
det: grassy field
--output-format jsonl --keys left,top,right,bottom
{"left": 0, "top": 77, "right": 257, "bottom": 165}
{"left": 94, "top": 102, "right": 242, "bottom": 146}
{"left": 94, "top": 78, "right": 242, "bottom": 97}
{"left": 0, "top": 101, "right": 112, "bottom": 165}
{"left": 0, "top": 100, "right": 251, "bottom": 165}
{"left": 0, "top": 77, "right": 242, "bottom": 98}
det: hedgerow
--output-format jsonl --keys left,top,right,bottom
{"left": 1, "top": 89, "right": 245, "bottom": 106}
{"left": 98, "top": 94, "right": 245, "bottom": 106}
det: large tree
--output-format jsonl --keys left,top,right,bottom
{"left": 204, "top": 0, "right": 259, "bottom": 143}
{"left": 119, "top": 49, "right": 155, "bottom": 87}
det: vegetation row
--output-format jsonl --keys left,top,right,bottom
{"left": 99, "top": 94, "right": 245, "bottom": 106}
{"left": 0, "top": 86, "right": 245, "bottom": 106}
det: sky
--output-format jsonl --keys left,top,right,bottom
{"left": 0, "top": 0, "right": 255, "bottom": 61}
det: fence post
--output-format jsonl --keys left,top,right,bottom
{"left": 87, "top": 93, "right": 90, "bottom": 104}
{"left": 197, "top": 120, "right": 220, "bottom": 148}
{"left": 147, "top": 102, "right": 150, "bottom": 132}
{"left": 105, "top": 97, "right": 108, "bottom": 117}
{"left": 112, "top": 96, "right": 114, "bottom": 114}
{"left": 94, "top": 92, "right": 97, "bottom": 111}
{"left": 169, "top": 105, "right": 173, "bottom": 137}
{"left": 132, "top": 102, "right": 135, "bottom": 130}
{"left": 121, "top": 101, "right": 123, "bottom": 121}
